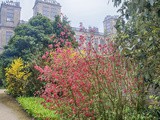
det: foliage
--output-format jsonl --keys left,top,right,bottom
{"left": 17, "top": 97, "right": 59, "bottom": 120}
{"left": 51, "top": 15, "right": 78, "bottom": 48}
{"left": 5, "top": 58, "right": 31, "bottom": 97}
{"left": 28, "top": 13, "right": 53, "bottom": 35}
{"left": 148, "top": 95, "right": 160, "bottom": 118}
{"left": 0, "top": 14, "right": 53, "bottom": 87}
{"left": 26, "top": 62, "right": 47, "bottom": 97}
{"left": 33, "top": 35, "right": 157, "bottom": 119}
{"left": 112, "top": 0, "right": 160, "bottom": 117}
{"left": 3, "top": 14, "right": 53, "bottom": 62}
{"left": 112, "top": 0, "right": 158, "bottom": 9}
{"left": 0, "top": 14, "right": 76, "bottom": 70}
{"left": 115, "top": 0, "right": 160, "bottom": 85}
{"left": 0, "top": 60, "right": 3, "bottom": 87}
{"left": 0, "top": 14, "right": 76, "bottom": 96}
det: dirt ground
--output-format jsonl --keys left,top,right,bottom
{"left": 0, "top": 89, "right": 32, "bottom": 120}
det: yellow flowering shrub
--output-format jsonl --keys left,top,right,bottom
{"left": 50, "top": 48, "right": 85, "bottom": 59}
{"left": 47, "top": 48, "right": 86, "bottom": 67}
{"left": 64, "top": 48, "right": 85, "bottom": 58}
{"left": 5, "top": 58, "right": 31, "bottom": 97}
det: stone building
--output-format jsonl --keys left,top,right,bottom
{"left": 32, "top": 1, "right": 104, "bottom": 49}
{"left": 0, "top": 0, "right": 116, "bottom": 53}
{"left": 33, "top": 0, "right": 61, "bottom": 21}
{"left": 0, "top": 1, "right": 21, "bottom": 53}
{"left": 103, "top": 15, "right": 118, "bottom": 37}
{"left": 0, "top": 0, "right": 61, "bottom": 53}
{"left": 72, "top": 23, "right": 105, "bottom": 50}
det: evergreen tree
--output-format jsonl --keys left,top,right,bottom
{"left": 0, "top": 14, "right": 77, "bottom": 87}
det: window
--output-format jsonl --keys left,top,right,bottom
{"left": 6, "top": 31, "right": 13, "bottom": 43}
{"left": 51, "top": 12, "right": 57, "bottom": 19}
{"left": 51, "top": 8, "right": 57, "bottom": 19}
{"left": 6, "top": 9, "right": 14, "bottom": 22}
{"left": 43, "top": 6, "right": 49, "bottom": 17}
{"left": 106, "top": 23, "right": 111, "bottom": 33}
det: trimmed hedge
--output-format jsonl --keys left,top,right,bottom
{"left": 17, "top": 97, "right": 59, "bottom": 120}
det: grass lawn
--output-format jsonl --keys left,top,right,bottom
{"left": 17, "top": 97, "right": 59, "bottom": 120}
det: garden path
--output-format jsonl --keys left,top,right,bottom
{"left": 0, "top": 89, "right": 32, "bottom": 120}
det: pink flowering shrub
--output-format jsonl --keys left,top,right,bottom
{"left": 34, "top": 36, "right": 144, "bottom": 119}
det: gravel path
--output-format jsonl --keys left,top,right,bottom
{"left": 0, "top": 89, "right": 32, "bottom": 120}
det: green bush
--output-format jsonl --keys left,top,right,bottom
{"left": 0, "top": 60, "right": 4, "bottom": 87}
{"left": 0, "top": 79, "right": 3, "bottom": 87}
{"left": 17, "top": 97, "right": 59, "bottom": 120}
{"left": 25, "top": 64, "right": 44, "bottom": 97}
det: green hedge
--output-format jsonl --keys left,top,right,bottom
{"left": 17, "top": 97, "right": 59, "bottom": 120}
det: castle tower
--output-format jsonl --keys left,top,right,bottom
{"left": 0, "top": 0, "right": 21, "bottom": 53}
{"left": 33, "top": 0, "right": 61, "bottom": 20}
{"left": 103, "top": 15, "right": 118, "bottom": 36}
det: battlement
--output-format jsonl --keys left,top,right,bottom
{"left": 35, "top": 0, "right": 60, "bottom": 6}
{"left": 1, "top": 1, "right": 20, "bottom": 8}
{"left": 72, "top": 27, "right": 104, "bottom": 36}
{"left": 104, "top": 15, "right": 119, "bottom": 21}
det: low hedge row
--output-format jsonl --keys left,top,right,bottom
{"left": 17, "top": 97, "right": 59, "bottom": 120}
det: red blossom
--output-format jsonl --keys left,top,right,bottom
{"left": 34, "top": 35, "right": 143, "bottom": 119}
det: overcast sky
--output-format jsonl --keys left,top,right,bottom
{"left": 0, "top": 0, "right": 119, "bottom": 32}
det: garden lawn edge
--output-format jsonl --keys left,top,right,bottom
{"left": 17, "top": 97, "right": 59, "bottom": 120}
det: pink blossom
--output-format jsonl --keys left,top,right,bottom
{"left": 45, "top": 51, "right": 49, "bottom": 56}
{"left": 34, "top": 65, "right": 43, "bottom": 74}
{"left": 42, "top": 55, "right": 46, "bottom": 59}
{"left": 34, "top": 35, "right": 142, "bottom": 119}
{"left": 60, "top": 31, "right": 65, "bottom": 36}
{"left": 48, "top": 44, "right": 53, "bottom": 49}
